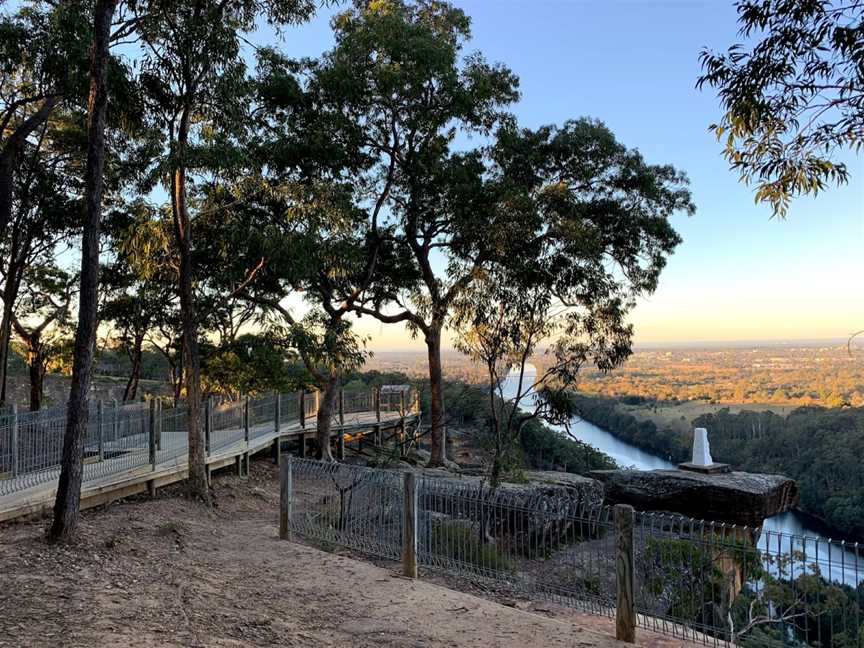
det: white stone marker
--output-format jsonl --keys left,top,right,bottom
{"left": 692, "top": 427, "right": 713, "bottom": 466}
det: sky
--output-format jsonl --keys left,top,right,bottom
{"left": 251, "top": 0, "right": 863, "bottom": 351}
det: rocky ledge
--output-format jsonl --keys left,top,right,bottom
{"left": 589, "top": 469, "right": 799, "bottom": 527}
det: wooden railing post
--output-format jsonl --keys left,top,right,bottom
{"left": 337, "top": 388, "right": 345, "bottom": 461}
{"left": 401, "top": 472, "right": 418, "bottom": 578}
{"left": 299, "top": 392, "right": 306, "bottom": 429}
{"left": 155, "top": 399, "right": 162, "bottom": 450}
{"left": 204, "top": 397, "right": 212, "bottom": 456}
{"left": 242, "top": 396, "right": 250, "bottom": 475}
{"left": 615, "top": 504, "right": 636, "bottom": 643}
{"left": 313, "top": 390, "right": 320, "bottom": 418}
{"left": 97, "top": 400, "right": 105, "bottom": 461}
{"left": 399, "top": 390, "right": 407, "bottom": 457}
{"left": 374, "top": 387, "right": 381, "bottom": 447}
{"left": 279, "top": 457, "right": 292, "bottom": 540}
{"left": 111, "top": 399, "right": 119, "bottom": 442}
{"left": 148, "top": 399, "right": 157, "bottom": 470}
{"left": 273, "top": 394, "right": 282, "bottom": 466}
{"left": 9, "top": 404, "right": 18, "bottom": 477}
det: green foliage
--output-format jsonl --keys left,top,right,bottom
{"left": 698, "top": 0, "right": 864, "bottom": 216}
{"left": 200, "top": 333, "right": 299, "bottom": 398}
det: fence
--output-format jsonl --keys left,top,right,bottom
{"left": 282, "top": 458, "right": 864, "bottom": 648}
{"left": 0, "top": 387, "right": 419, "bottom": 501}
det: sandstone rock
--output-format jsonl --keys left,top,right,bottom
{"left": 589, "top": 469, "right": 799, "bottom": 527}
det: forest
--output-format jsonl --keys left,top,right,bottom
{"left": 570, "top": 393, "right": 864, "bottom": 539}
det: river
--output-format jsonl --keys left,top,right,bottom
{"left": 500, "top": 365, "right": 863, "bottom": 585}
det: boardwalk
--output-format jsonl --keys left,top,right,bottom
{"left": 0, "top": 388, "right": 419, "bottom": 522}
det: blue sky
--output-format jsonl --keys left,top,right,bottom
{"left": 257, "top": 0, "right": 863, "bottom": 349}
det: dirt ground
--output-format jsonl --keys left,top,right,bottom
{"left": 0, "top": 461, "right": 696, "bottom": 648}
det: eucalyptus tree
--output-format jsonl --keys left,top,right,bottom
{"left": 451, "top": 120, "right": 694, "bottom": 483}
{"left": 309, "top": 0, "right": 519, "bottom": 466}
{"left": 12, "top": 265, "right": 76, "bottom": 411}
{"left": 51, "top": 0, "right": 119, "bottom": 541}
{"left": 134, "top": 0, "right": 317, "bottom": 499}
{"left": 698, "top": 0, "right": 864, "bottom": 216}
{"left": 0, "top": 3, "right": 90, "bottom": 405}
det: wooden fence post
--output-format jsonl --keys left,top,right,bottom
{"left": 97, "top": 400, "right": 105, "bottom": 461}
{"left": 279, "top": 457, "right": 292, "bottom": 540}
{"left": 615, "top": 503, "right": 636, "bottom": 643}
{"left": 337, "top": 388, "right": 345, "bottom": 461}
{"left": 313, "top": 390, "right": 320, "bottom": 418}
{"left": 10, "top": 404, "right": 18, "bottom": 477}
{"left": 402, "top": 472, "right": 418, "bottom": 578}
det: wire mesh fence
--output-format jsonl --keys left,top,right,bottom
{"left": 284, "top": 458, "right": 864, "bottom": 648}
{"left": 0, "top": 387, "right": 419, "bottom": 503}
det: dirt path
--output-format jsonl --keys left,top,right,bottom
{"left": 0, "top": 461, "right": 695, "bottom": 648}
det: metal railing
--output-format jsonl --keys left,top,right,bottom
{"left": 282, "top": 458, "right": 864, "bottom": 648}
{"left": 0, "top": 386, "right": 419, "bottom": 501}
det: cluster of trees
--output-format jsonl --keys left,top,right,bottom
{"left": 571, "top": 393, "right": 864, "bottom": 539}
{"left": 1, "top": 0, "right": 694, "bottom": 538}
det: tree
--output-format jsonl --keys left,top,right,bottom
{"left": 312, "top": 0, "right": 519, "bottom": 466}
{"left": 0, "top": 3, "right": 90, "bottom": 405}
{"left": 453, "top": 119, "right": 693, "bottom": 484}
{"left": 12, "top": 265, "right": 76, "bottom": 411}
{"left": 50, "top": 0, "right": 118, "bottom": 541}
{"left": 698, "top": 0, "right": 864, "bottom": 216}
{"left": 136, "top": 0, "right": 316, "bottom": 499}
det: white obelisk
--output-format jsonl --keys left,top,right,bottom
{"left": 692, "top": 427, "right": 713, "bottom": 466}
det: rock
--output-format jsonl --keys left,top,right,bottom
{"left": 589, "top": 469, "right": 799, "bottom": 527}
{"left": 418, "top": 471, "right": 605, "bottom": 551}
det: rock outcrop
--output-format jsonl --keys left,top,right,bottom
{"left": 589, "top": 469, "right": 799, "bottom": 527}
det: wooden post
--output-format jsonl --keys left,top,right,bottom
{"left": 97, "top": 400, "right": 105, "bottom": 461}
{"left": 273, "top": 393, "right": 282, "bottom": 465}
{"left": 243, "top": 396, "right": 250, "bottom": 476}
{"left": 615, "top": 504, "right": 636, "bottom": 643}
{"left": 401, "top": 472, "right": 418, "bottom": 578}
{"left": 299, "top": 433, "right": 307, "bottom": 458}
{"left": 9, "top": 404, "right": 18, "bottom": 477}
{"left": 399, "top": 391, "right": 407, "bottom": 456}
{"left": 112, "top": 399, "right": 119, "bottom": 442}
{"left": 374, "top": 387, "right": 381, "bottom": 447}
{"left": 153, "top": 399, "right": 161, "bottom": 450}
{"left": 148, "top": 399, "right": 157, "bottom": 470}
{"left": 279, "top": 458, "right": 292, "bottom": 540}
{"left": 313, "top": 390, "right": 320, "bottom": 418}
{"left": 337, "top": 388, "right": 345, "bottom": 461}
{"left": 299, "top": 392, "right": 306, "bottom": 429}
{"left": 204, "top": 397, "right": 212, "bottom": 456}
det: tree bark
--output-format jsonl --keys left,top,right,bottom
{"left": 316, "top": 372, "right": 339, "bottom": 461}
{"left": 425, "top": 324, "right": 447, "bottom": 466}
{"left": 27, "top": 335, "right": 44, "bottom": 412}
{"left": 50, "top": 0, "right": 116, "bottom": 541}
{"left": 123, "top": 333, "right": 143, "bottom": 401}
{"left": 171, "top": 104, "right": 208, "bottom": 502}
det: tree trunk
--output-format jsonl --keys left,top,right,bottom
{"left": 27, "top": 336, "right": 44, "bottom": 412}
{"left": 171, "top": 105, "right": 208, "bottom": 502}
{"left": 0, "top": 260, "right": 24, "bottom": 405}
{"left": 425, "top": 324, "right": 447, "bottom": 467}
{"left": 123, "top": 334, "right": 143, "bottom": 401}
{"left": 316, "top": 373, "right": 339, "bottom": 461}
{"left": 50, "top": 0, "right": 116, "bottom": 542}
